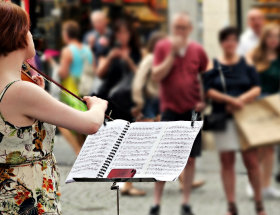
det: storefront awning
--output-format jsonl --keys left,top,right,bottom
{"left": 125, "top": 5, "right": 165, "bottom": 23}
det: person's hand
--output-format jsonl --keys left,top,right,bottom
{"left": 108, "top": 49, "right": 122, "bottom": 60}
{"left": 226, "top": 104, "right": 243, "bottom": 113}
{"left": 121, "top": 51, "right": 131, "bottom": 62}
{"left": 228, "top": 97, "right": 244, "bottom": 109}
{"left": 83, "top": 96, "right": 108, "bottom": 112}
{"left": 32, "top": 75, "right": 45, "bottom": 89}
{"left": 170, "top": 36, "right": 185, "bottom": 54}
{"left": 88, "top": 34, "right": 96, "bottom": 48}
{"left": 45, "top": 56, "right": 57, "bottom": 68}
{"left": 99, "top": 36, "right": 109, "bottom": 47}
{"left": 131, "top": 107, "right": 144, "bottom": 121}
{"left": 226, "top": 97, "right": 244, "bottom": 114}
{"left": 195, "top": 102, "right": 206, "bottom": 112}
{"left": 226, "top": 104, "right": 235, "bottom": 114}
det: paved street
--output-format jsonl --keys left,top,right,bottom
{"left": 53, "top": 135, "right": 280, "bottom": 215}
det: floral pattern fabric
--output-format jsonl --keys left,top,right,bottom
{"left": 0, "top": 81, "right": 61, "bottom": 215}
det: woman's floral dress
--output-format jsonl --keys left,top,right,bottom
{"left": 0, "top": 81, "right": 61, "bottom": 215}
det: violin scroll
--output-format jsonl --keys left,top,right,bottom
{"left": 21, "top": 62, "right": 37, "bottom": 84}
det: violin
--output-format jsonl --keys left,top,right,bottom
{"left": 21, "top": 62, "right": 113, "bottom": 121}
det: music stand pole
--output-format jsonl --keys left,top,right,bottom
{"left": 111, "top": 182, "right": 120, "bottom": 215}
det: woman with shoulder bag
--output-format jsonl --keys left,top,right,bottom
{"left": 247, "top": 24, "right": 280, "bottom": 198}
{"left": 96, "top": 19, "right": 141, "bottom": 122}
{"left": 203, "top": 27, "right": 266, "bottom": 215}
{"left": 96, "top": 19, "right": 145, "bottom": 196}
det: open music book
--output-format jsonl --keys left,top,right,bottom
{"left": 66, "top": 120, "right": 203, "bottom": 183}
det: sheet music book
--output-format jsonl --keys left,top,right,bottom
{"left": 66, "top": 120, "right": 203, "bottom": 183}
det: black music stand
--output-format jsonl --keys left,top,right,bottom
{"left": 73, "top": 178, "right": 157, "bottom": 215}
{"left": 73, "top": 176, "right": 157, "bottom": 215}
{"left": 73, "top": 111, "right": 199, "bottom": 214}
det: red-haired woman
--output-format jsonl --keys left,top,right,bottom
{"left": 0, "top": 2, "right": 107, "bottom": 214}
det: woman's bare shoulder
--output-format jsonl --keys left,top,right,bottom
{"left": 61, "top": 47, "right": 72, "bottom": 59}
{"left": 5, "top": 81, "right": 49, "bottom": 104}
{"left": 244, "top": 50, "right": 255, "bottom": 66}
{"left": 206, "top": 59, "right": 214, "bottom": 72}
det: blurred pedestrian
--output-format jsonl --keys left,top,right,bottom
{"left": 96, "top": 19, "right": 142, "bottom": 121}
{"left": 48, "top": 21, "right": 94, "bottom": 155}
{"left": 131, "top": 31, "right": 166, "bottom": 121}
{"left": 237, "top": 8, "right": 265, "bottom": 56}
{"left": 149, "top": 12, "right": 208, "bottom": 215}
{"left": 83, "top": 10, "right": 111, "bottom": 64}
{"left": 247, "top": 24, "right": 280, "bottom": 198}
{"left": 237, "top": 7, "right": 266, "bottom": 198}
{"left": 203, "top": 26, "right": 266, "bottom": 215}
{"left": 96, "top": 19, "right": 145, "bottom": 196}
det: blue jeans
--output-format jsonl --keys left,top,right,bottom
{"left": 143, "top": 98, "right": 160, "bottom": 119}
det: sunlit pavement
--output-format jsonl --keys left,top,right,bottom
{"left": 53, "top": 135, "right": 280, "bottom": 215}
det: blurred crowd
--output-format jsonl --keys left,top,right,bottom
{"left": 31, "top": 6, "right": 280, "bottom": 215}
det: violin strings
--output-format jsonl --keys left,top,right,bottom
{"left": 40, "top": 76, "right": 87, "bottom": 112}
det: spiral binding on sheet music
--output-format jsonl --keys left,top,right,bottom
{"left": 97, "top": 122, "right": 130, "bottom": 178}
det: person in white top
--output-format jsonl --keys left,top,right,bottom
{"left": 237, "top": 8, "right": 265, "bottom": 56}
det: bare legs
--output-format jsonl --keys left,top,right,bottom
{"left": 154, "top": 181, "right": 165, "bottom": 205}
{"left": 58, "top": 127, "right": 81, "bottom": 156}
{"left": 76, "top": 133, "right": 86, "bottom": 148}
{"left": 242, "top": 149, "right": 267, "bottom": 215}
{"left": 242, "top": 149, "right": 263, "bottom": 203}
{"left": 220, "top": 149, "right": 266, "bottom": 215}
{"left": 154, "top": 157, "right": 196, "bottom": 205}
{"left": 220, "top": 152, "right": 236, "bottom": 203}
{"left": 258, "top": 146, "right": 274, "bottom": 188}
{"left": 182, "top": 158, "right": 196, "bottom": 204}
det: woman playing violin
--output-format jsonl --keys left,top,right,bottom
{"left": 0, "top": 2, "right": 107, "bottom": 214}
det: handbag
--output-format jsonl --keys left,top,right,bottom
{"left": 109, "top": 71, "right": 135, "bottom": 114}
{"left": 203, "top": 60, "right": 227, "bottom": 131}
{"left": 78, "top": 47, "right": 95, "bottom": 96}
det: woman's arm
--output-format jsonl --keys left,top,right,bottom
{"left": 239, "top": 86, "right": 261, "bottom": 104}
{"left": 206, "top": 89, "right": 244, "bottom": 109}
{"left": 152, "top": 52, "right": 175, "bottom": 82}
{"left": 96, "top": 56, "right": 111, "bottom": 78}
{"left": 245, "top": 50, "right": 255, "bottom": 66}
{"left": 132, "top": 55, "right": 153, "bottom": 111}
{"left": 125, "top": 56, "right": 138, "bottom": 73}
{"left": 122, "top": 52, "right": 138, "bottom": 73}
{"left": 13, "top": 82, "right": 107, "bottom": 134}
{"left": 96, "top": 49, "right": 121, "bottom": 78}
{"left": 58, "top": 47, "right": 72, "bottom": 80}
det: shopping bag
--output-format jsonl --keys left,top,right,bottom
{"left": 234, "top": 94, "right": 280, "bottom": 150}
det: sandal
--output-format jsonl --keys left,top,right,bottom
{"left": 121, "top": 187, "right": 146, "bottom": 196}
{"left": 255, "top": 202, "right": 266, "bottom": 215}
{"left": 226, "top": 202, "right": 238, "bottom": 215}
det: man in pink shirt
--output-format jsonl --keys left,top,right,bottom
{"left": 149, "top": 12, "right": 208, "bottom": 215}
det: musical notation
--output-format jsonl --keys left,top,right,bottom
{"left": 145, "top": 122, "right": 201, "bottom": 179}
{"left": 66, "top": 120, "right": 203, "bottom": 183}
{"left": 66, "top": 120, "right": 129, "bottom": 182}
{"left": 104, "top": 122, "right": 165, "bottom": 176}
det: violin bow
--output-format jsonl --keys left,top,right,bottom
{"left": 26, "top": 62, "right": 114, "bottom": 121}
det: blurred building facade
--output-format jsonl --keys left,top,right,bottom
{"left": 13, "top": 0, "right": 169, "bottom": 50}
{"left": 13, "top": 0, "right": 280, "bottom": 58}
{"left": 202, "top": 0, "right": 280, "bottom": 58}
